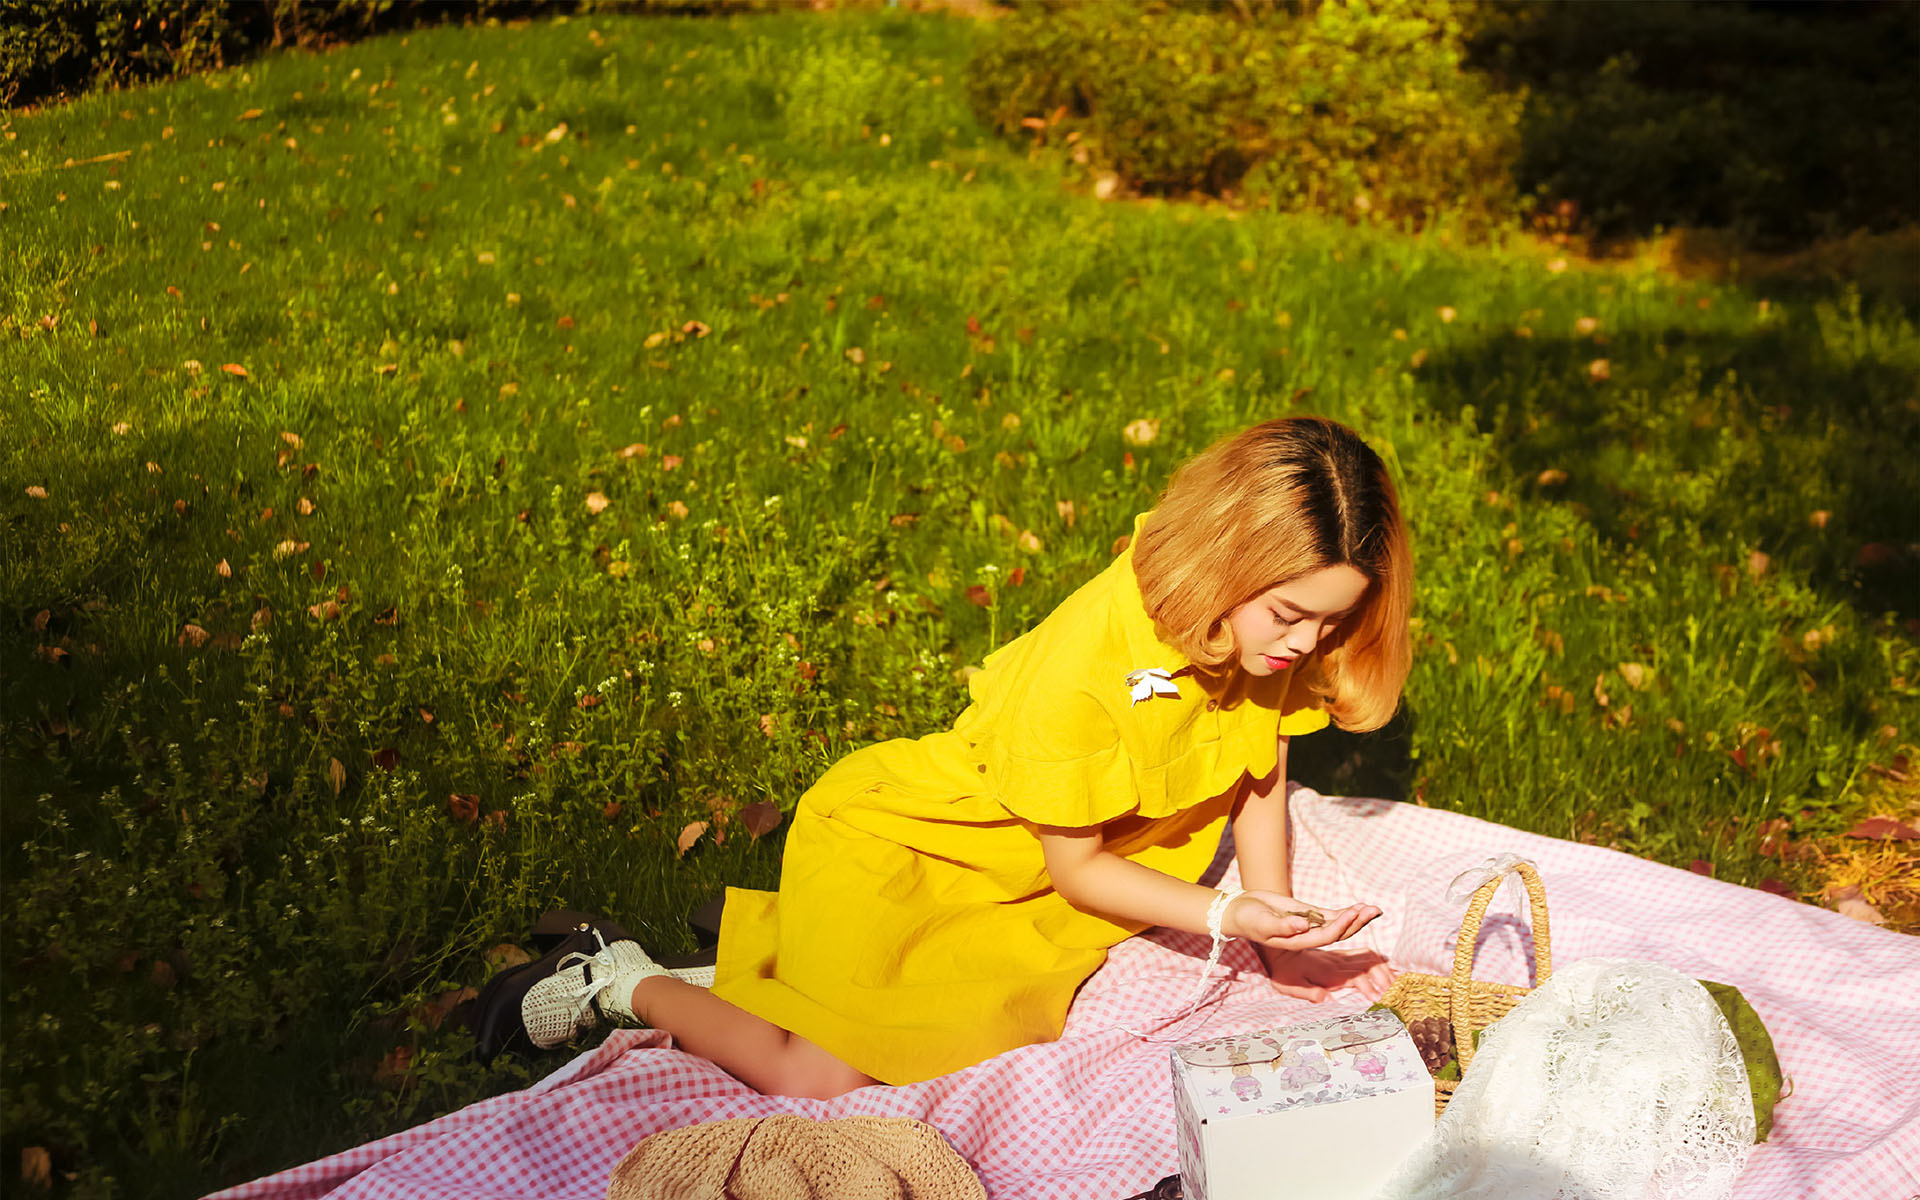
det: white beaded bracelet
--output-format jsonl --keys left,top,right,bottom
{"left": 1119, "top": 884, "right": 1243, "bottom": 1040}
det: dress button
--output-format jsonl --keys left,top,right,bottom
{"left": 1206, "top": 700, "right": 1218, "bottom": 711}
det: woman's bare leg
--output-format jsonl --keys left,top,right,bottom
{"left": 630, "top": 976, "right": 876, "bottom": 1100}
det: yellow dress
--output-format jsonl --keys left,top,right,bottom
{"left": 710, "top": 524, "right": 1330, "bottom": 1085}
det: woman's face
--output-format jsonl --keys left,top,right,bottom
{"left": 1226, "top": 564, "right": 1370, "bottom": 676}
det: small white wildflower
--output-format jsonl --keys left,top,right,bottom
{"left": 667, "top": 690, "right": 685, "bottom": 707}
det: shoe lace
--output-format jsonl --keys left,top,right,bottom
{"left": 554, "top": 928, "right": 623, "bottom": 1019}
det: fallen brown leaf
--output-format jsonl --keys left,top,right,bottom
{"left": 1829, "top": 885, "right": 1887, "bottom": 925}
{"left": 484, "top": 943, "right": 532, "bottom": 971}
{"left": 741, "top": 801, "right": 783, "bottom": 839}
{"left": 21, "top": 1146, "right": 52, "bottom": 1187}
{"left": 413, "top": 986, "right": 478, "bottom": 1030}
{"left": 373, "top": 1045, "right": 415, "bottom": 1091}
{"left": 1844, "top": 816, "right": 1920, "bottom": 841}
{"left": 676, "top": 820, "right": 708, "bottom": 857}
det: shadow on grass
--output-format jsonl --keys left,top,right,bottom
{"left": 1414, "top": 319, "right": 1920, "bottom": 623}
{"left": 1289, "top": 706, "right": 1417, "bottom": 805}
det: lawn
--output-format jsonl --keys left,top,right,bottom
{"left": 2, "top": 8, "right": 1916, "bottom": 1195}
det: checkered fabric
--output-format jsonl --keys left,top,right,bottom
{"left": 211, "top": 787, "right": 1920, "bottom": 1200}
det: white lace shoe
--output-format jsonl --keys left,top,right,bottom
{"left": 520, "top": 930, "right": 668, "bottom": 1050}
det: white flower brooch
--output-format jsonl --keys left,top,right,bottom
{"left": 1125, "top": 667, "right": 1182, "bottom": 706}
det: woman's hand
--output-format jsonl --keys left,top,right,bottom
{"left": 1220, "top": 891, "right": 1393, "bottom": 1001}
{"left": 1256, "top": 944, "right": 1395, "bottom": 1003}
{"left": 1222, "top": 890, "right": 1381, "bottom": 951}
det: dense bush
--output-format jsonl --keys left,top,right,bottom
{"left": 1466, "top": 1, "right": 1920, "bottom": 247}
{"left": 965, "top": 0, "right": 1523, "bottom": 234}
{"left": 0, "top": 0, "right": 764, "bottom": 107}
{"left": 968, "top": 0, "right": 1920, "bottom": 248}
{"left": 1, "top": 1, "right": 389, "bottom": 105}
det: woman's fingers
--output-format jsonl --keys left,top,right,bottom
{"left": 1251, "top": 903, "right": 1380, "bottom": 951}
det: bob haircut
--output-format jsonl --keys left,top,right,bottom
{"left": 1131, "top": 416, "right": 1412, "bottom": 733}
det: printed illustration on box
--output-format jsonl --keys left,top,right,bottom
{"left": 1170, "top": 1010, "right": 1434, "bottom": 1200}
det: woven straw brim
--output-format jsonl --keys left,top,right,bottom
{"left": 606, "top": 1114, "right": 985, "bottom": 1200}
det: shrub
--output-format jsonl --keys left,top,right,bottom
{"left": 965, "top": 0, "right": 1521, "bottom": 233}
{"left": 0, "top": 1, "right": 404, "bottom": 105}
{"left": 1465, "top": 1, "right": 1920, "bottom": 245}
{"left": 0, "top": 0, "right": 764, "bottom": 108}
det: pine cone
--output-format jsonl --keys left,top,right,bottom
{"left": 1407, "top": 1014, "right": 1456, "bottom": 1075}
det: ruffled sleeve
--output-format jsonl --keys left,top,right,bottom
{"left": 982, "top": 685, "right": 1138, "bottom": 830}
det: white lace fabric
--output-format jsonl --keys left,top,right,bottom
{"left": 1377, "top": 959, "right": 1756, "bottom": 1200}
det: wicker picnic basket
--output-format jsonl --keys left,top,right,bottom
{"left": 1378, "top": 858, "right": 1552, "bottom": 1116}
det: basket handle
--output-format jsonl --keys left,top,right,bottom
{"left": 1451, "top": 859, "right": 1552, "bottom": 1071}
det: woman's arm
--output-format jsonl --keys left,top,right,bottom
{"left": 1038, "top": 826, "right": 1220, "bottom": 935}
{"left": 1037, "top": 818, "right": 1375, "bottom": 948}
{"left": 1231, "top": 729, "right": 1397, "bottom": 1001}
{"left": 1229, "top": 738, "right": 1293, "bottom": 897}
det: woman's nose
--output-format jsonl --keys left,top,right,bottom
{"left": 1285, "top": 626, "right": 1320, "bottom": 656}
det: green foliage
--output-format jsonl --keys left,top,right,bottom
{"left": 0, "top": 9, "right": 1914, "bottom": 1195}
{"left": 2, "top": 1, "right": 394, "bottom": 104}
{"left": 965, "top": 0, "right": 1522, "bottom": 233}
{"left": 1, "top": 0, "right": 751, "bottom": 107}
{"left": 1466, "top": 1, "right": 1920, "bottom": 245}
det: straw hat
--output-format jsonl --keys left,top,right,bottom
{"left": 606, "top": 1115, "right": 986, "bottom": 1200}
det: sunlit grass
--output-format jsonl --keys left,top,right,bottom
{"left": 2, "top": 9, "right": 1916, "bottom": 1195}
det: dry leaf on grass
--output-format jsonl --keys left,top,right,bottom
{"left": 21, "top": 1146, "right": 52, "bottom": 1187}
{"left": 1844, "top": 816, "right": 1920, "bottom": 841}
{"left": 676, "top": 820, "right": 708, "bottom": 857}
{"left": 1828, "top": 886, "right": 1887, "bottom": 925}
{"left": 741, "top": 801, "right": 783, "bottom": 840}
{"left": 373, "top": 1045, "right": 415, "bottom": 1091}
{"left": 485, "top": 943, "right": 532, "bottom": 971}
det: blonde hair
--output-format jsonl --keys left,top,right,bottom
{"left": 1132, "top": 417, "right": 1412, "bottom": 732}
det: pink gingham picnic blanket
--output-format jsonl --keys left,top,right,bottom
{"left": 214, "top": 787, "right": 1920, "bottom": 1200}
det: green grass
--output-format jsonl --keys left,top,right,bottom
{"left": 3, "top": 9, "right": 1916, "bottom": 1195}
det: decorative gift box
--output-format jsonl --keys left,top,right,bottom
{"left": 1169, "top": 1010, "right": 1434, "bottom": 1200}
